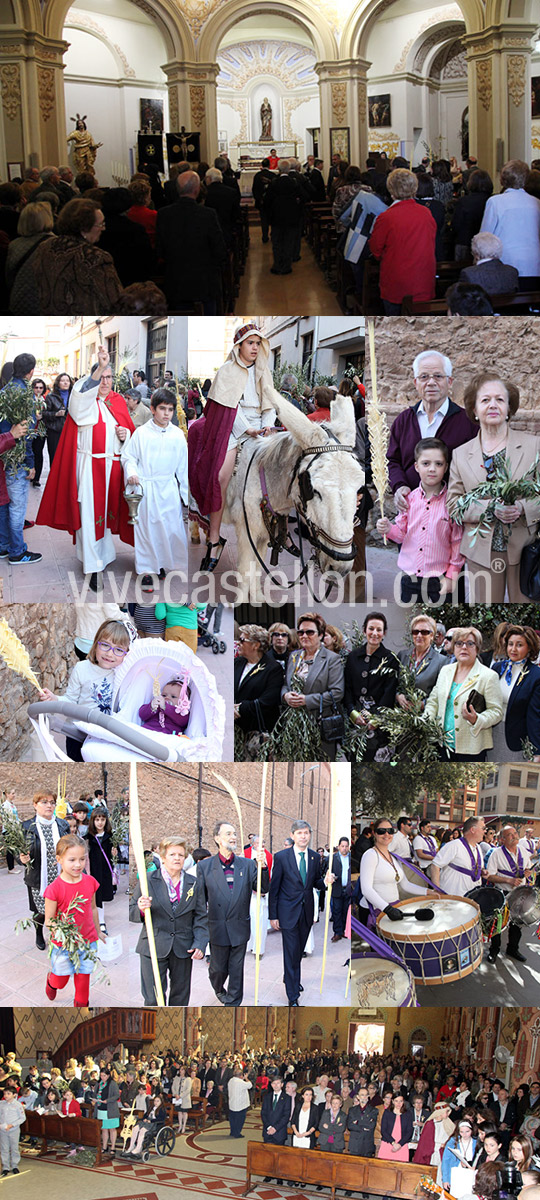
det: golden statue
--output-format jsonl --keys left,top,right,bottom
{"left": 67, "top": 114, "right": 103, "bottom": 172}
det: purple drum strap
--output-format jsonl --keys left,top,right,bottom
{"left": 351, "top": 914, "right": 410, "bottom": 969}
{"left": 392, "top": 853, "right": 446, "bottom": 894}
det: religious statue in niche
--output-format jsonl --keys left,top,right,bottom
{"left": 67, "top": 115, "right": 103, "bottom": 172}
{"left": 260, "top": 97, "right": 273, "bottom": 141}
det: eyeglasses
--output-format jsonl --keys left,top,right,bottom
{"left": 412, "top": 629, "right": 433, "bottom": 636}
{"left": 417, "top": 373, "right": 447, "bottom": 383}
{"left": 454, "top": 640, "right": 476, "bottom": 649}
{"left": 271, "top": 632, "right": 287, "bottom": 638}
{"left": 297, "top": 629, "right": 318, "bottom": 637}
{"left": 97, "top": 641, "right": 128, "bottom": 657}
{"left": 238, "top": 636, "right": 252, "bottom": 644}
{"left": 376, "top": 827, "right": 394, "bottom": 835}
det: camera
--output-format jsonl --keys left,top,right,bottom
{"left": 497, "top": 1163, "right": 522, "bottom": 1200}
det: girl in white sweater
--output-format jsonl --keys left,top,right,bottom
{"left": 39, "top": 619, "right": 132, "bottom": 760}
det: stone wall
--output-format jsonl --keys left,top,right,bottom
{"left": 0, "top": 605, "right": 77, "bottom": 762}
{"left": 366, "top": 316, "right": 540, "bottom": 430}
{"left": 136, "top": 762, "right": 333, "bottom": 857}
{"left": 0, "top": 763, "right": 129, "bottom": 820}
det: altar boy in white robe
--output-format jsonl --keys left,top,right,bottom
{"left": 121, "top": 388, "right": 188, "bottom": 590}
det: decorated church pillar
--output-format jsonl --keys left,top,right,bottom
{"left": 0, "top": 33, "right": 68, "bottom": 177}
{"left": 316, "top": 58, "right": 370, "bottom": 174}
{"left": 162, "top": 61, "right": 219, "bottom": 164}
{"left": 463, "top": 24, "right": 536, "bottom": 182}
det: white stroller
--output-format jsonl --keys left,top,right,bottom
{"left": 28, "top": 638, "right": 226, "bottom": 763}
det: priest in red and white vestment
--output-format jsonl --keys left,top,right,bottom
{"left": 37, "top": 345, "right": 135, "bottom": 586}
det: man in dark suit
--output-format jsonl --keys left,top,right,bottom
{"left": 252, "top": 157, "right": 274, "bottom": 243}
{"left": 460, "top": 231, "right": 519, "bottom": 295}
{"left": 330, "top": 837, "right": 351, "bottom": 942}
{"left": 261, "top": 1077, "right": 290, "bottom": 1184}
{"left": 264, "top": 160, "right": 304, "bottom": 275}
{"left": 204, "top": 167, "right": 241, "bottom": 247}
{"left": 310, "top": 160, "right": 327, "bottom": 202}
{"left": 154, "top": 170, "right": 227, "bottom": 313}
{"left": 198, "top": 1059, "right": 216, "bottom": 1090}
{"left": 129, "top": 845, "right": 208, "bottom": 1006}
{"left": 215, "top": 1058, "right": 233, "bottom": 1112}
{"left": 269, "top": 819, "right": 333, "bottom": 1005}
{"left": 491, "top": 1087, "right": 517, "bottom": 1151}
{"left": 196, "top": 820, "right": 269, "bottom": 1005}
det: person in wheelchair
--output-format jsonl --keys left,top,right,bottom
{"left": 123, "top": 1094, "right": 167, "bottom": 1158}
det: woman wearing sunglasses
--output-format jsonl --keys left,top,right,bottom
{"left": 282, "top": 611, "right": 344, "bottom": 761}
{"left": 396, "top": 613, "right": 445, "bottom": 710}
{"left": 359, "top": 819, "right": 429, "bottom": 925}
{"left": 423, "top": 626, "right": 503, "bottom": 761}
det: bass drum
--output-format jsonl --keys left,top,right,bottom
{"left": 465, "top": 885, "right": 509, "bottom": 939}
{"left": 377, "top": 895, "right": 483, "bottom": 985}
{"left": 352, "top": 953, "right": 417, "bottom": 1008}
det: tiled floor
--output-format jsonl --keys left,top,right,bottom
{"left": 237, "top": 228, "right": 342, "bottom": 315}
{"left": 0, "top": 863, "right": 131, "bottom": 1006}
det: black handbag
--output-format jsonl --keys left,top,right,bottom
{"left": 318, "top": 694, "right": 346, "bottom": 743}
{"left": 466, "top": 688, "right": 486, "bottom": 714}
{"left": 520, "top": 537, "right": 540, "bottom": 600}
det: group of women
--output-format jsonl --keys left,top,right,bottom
{"left": 29, "top": 371, "right": 74, "bottom": 486}
{"left": 234, "top": 609, "right": 540, "bottom": 763}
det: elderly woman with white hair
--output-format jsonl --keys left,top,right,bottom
{"left": 423, "top": 626, "right": 503, "bottom": 761}
{"left": 234, "top": 624, "right": 284, "bottom": 753}
{"left": 387, "top": 349, "right": 478, "bottom": 512}
{"left": 459, "top": 232, "right": 519, "bottom": 295}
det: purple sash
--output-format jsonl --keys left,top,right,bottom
{"left": 419, "top": 835, "right": 436, "bottom": 857}
{"left": 445, "top": 837, "right": 482, "bottom": 883}
{"left": 498, "top": 846, "right": 524, "bottom": 879}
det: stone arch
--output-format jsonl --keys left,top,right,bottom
{"left": 341, "top": 0, "right": 485, "bottom": 62}
{"left": 43, "top": 0, "right": 195, "bottom": 63}
{"left": 408, "top": 1026, "right": 431, "bottom": 1048}
{"left": 401, "top": 19, "right": 466, "bottom": 77}
{"left": 198, "top": 0, "right": 337, "bottom": 65}
{"left": 486, "top": 0, "right": 540, "bottom": 27}
{"left": 12, "top": 0, "right": 43, "bottom": 34}
{"left": 63, "top": 18, "right": 138, "bottom": 81}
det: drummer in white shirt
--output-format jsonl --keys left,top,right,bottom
{"left": 389, "top": 816, "right": 413, "bottom": 860}
{"left": 518, "top": 826, "right": 538, "bottom": 861}
{"left": 485, "top": 824, "right": 534, "bottom": 964}
{"left": 360, "top": 819, "right": 429, "bottom": 924}
{"left": 413, "top": 819, "right": 438, "bottom": 874}
{"left": 430, "top": 815, "right": 486, "bottom": 897}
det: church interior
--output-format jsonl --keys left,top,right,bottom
{"left": 3, "top": 1004, "right": 539, "bottom": 1200}
{"left": 0, "top": 0, "right": 538, "bottom": 314}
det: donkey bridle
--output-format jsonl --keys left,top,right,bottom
{"left": 289, "top": 442, "right": 359, "bottom": 563}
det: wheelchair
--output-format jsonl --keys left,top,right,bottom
{"left": 120, "top": 1121, "right": 176, "bottom": 1162}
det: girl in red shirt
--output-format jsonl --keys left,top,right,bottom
{"left": 44, "top": 834, "right": 105, "bottom": 1007}
{"left": 61, "top": 1087, "right": 83, "bottom": 1157}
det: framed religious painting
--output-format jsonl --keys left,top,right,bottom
{"left": 330, "top": 127, "right": 350, "bottom": 161}
{"left": 368, "top": 94, "right": 392, "bottom": 127}
{"left": 532, "top": 77, "right": 540, "bottom": 119}
{"left": 7, "top": 162, "right": 23, "bottom": 181}
{"left": 139, "top": 98, "right": 164, "bottom": 133}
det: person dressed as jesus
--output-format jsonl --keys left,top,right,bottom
{"left": 36, "top": 346, "right": 135, "bottom": 590}
{"left": 121, "top": 387, "right": 188, "bottom": 592}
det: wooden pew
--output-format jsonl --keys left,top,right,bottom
{"left": 243, "top": 1141, "right": 437, "bottom": 1200}
{"left": 401, "top": 289, "right": 540, "bottom": 315}
{"left": 23, "top": 1110, "right": 102, "bottom": 1164}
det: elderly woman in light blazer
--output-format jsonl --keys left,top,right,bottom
{"left": 424, "top": 626, "right": 503, "bottom": 761}
{"left": 447, "top": 369, "right": 540, "bottom": 602}
{"left": 282, "top": 610, "right": 344, "bottom": 760}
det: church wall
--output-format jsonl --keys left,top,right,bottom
{"left": 293, "top": 1007, "right": 444, "bottom": 1054}
{"left": 13, "top": 1008, "right": 85, "bottom": 1059}
{"left": 365, "top": 316, "right": 540, "bottom": 425}
{"left": 64, "top": 13, "right": 167, "bottom": 84}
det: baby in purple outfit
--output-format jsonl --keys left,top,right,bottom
{"left": 138, "top": 676, "right": 191, "bottom": 735}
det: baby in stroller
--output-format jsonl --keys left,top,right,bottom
{"left": 138, "top": 675, "right": 191, "bottom": 735}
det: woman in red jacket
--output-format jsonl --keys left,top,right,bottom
{"left": 61, "top": 1087, "right": 83, "bottom": 1157}
{"left": 369, "top": 168, "right": 437, "bottom": 313}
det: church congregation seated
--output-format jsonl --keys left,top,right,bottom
{"left": 1, "top": 149, "right": 539, "bottom": 315}
{"left": 3, "top": 1043, "right": 539, "bottom": 1183}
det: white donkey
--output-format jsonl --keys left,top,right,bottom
{"left": 224, "top": 388, "right": 365, "bottom": 601}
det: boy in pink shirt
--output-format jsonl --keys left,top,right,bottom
{"left": 377, "top": 437, "right": 463, "bottom": 605}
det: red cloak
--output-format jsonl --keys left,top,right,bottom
{"left": 188, "top": 399, "right": 236, "bottom": 520}
{"left": 36, "top": 390, "right": 136, "bottom": 546}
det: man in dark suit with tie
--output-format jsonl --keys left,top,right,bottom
{"left": 261, "top": 1077, "right": 290, "bottom": 1185}
{"left": 196, "top": 820, "right": 269, "bottom": 1006}
{"left": 330, "top": 836, "right": 351, "bottom": 943}
{"left": 269, "top": 819, "right": 334, "bottom": 1006}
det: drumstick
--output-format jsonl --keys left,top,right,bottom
{"left": 254, "top": 762, "right": 267, "bottom": 1007}
{"left": 129, "top": 762, "right": 165, "bottom": 1007}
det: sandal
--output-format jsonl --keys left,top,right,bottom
{"left": 201, "top": 536, "right": 227, "bottom": 572}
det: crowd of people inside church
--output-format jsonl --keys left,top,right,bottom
{"left": 234, "top": 606, "right": 540, "bottom": 763}
{"left": 1, "top": 1042, "right": 539, "bottom": 1190}
{"left": 1, "top": 146, "right": 538, "bottom": 315}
